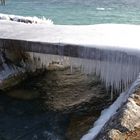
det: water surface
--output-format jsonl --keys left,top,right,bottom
{"left": 0, "top": 0, "right": 140, "bottom": 24}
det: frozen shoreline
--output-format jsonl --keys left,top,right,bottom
{"left": 0, "top": 13, "right": 140, "bottom": 140}
{"left": 0, "top": 15, "right": 140, "bottom": 91}
{"left": 81, "top": 74, "right": 140, "bottom": 140}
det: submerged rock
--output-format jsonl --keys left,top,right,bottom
{"left": 66, "top": 115, "right": 98, "bottom": 140}
{"left": 6, "top": 89, "right": 40, "bottom": 100}
{"left": 39, "top": 68, "right": 110, "bottom": 113}
{"left": 35, "top": 67, "right": 111, "bottom": 139}
{"left": 2, "top": 65, "right": 112, "bottom": 139}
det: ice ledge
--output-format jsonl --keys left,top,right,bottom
{"left": 0, "top": 21, "right": 140, "bottom": 54}
{"left": 1, "top": 21, "right": 140, "bottom": 91}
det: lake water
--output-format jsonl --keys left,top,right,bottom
{"left": 0, "top": 0, "right": 140, "bottom": 25}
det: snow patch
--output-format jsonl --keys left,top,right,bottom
{"left": 0, "top": 13, "right": 53, "bottom": 25}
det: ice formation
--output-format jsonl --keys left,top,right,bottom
{"left": 0, "top": 15, "right": 140, "bottom": 140}
{"left": 96, "top": 7, "right": 105, "bottom": 11}
{"left": 0, "top": 19, "right": 140, "bottom": 92}
{"left": 0, "top": 13, "right": 53, "bottom": 25}
{"left": 0, "top": 63, "right": 24, "bottom": 80}
{"left": 0, "top": 51, "right": 25, "bottom": 81}
{"left": 81, "top": 73, "right": 140, "bottom": 140}
{"left": 28, "top": 50, "right": 140, "bottom": 93}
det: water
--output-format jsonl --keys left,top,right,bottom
{"left": 0, "top": 0, "right": 140, "bottom": 25}
{"left": 0, "top": 93, "right": 69, "bottom": 140}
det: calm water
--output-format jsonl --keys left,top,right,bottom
{"left": 0, "top": 0, "right": 140, "bottom": 25}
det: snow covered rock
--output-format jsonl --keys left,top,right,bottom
{"left": 96, "top": 87, "right": 140, "bottom": 140}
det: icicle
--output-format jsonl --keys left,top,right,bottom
{"left": 6, "top": 36, "right": 135, "bottom": 94}
{"left": 27, "top": 48, "right": 140, "bottom": 93}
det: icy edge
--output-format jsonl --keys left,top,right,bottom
{"left": 81, "top": 74, "right": 140, "bottom": 140}
{"left": 0, "top": 13, "right": 54, "bottom": 25}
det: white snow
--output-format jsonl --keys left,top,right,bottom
{"left": 0, "top": 18, "right": 140, "bottom": 90}
{"left": 0, "top": 13, "right": 53, "bottom": 25}
{"left": 96, "top": 7, "right": 105, "bottom": 11}
{"left": 0, "top": 20, "right": 140, "bottom": 54}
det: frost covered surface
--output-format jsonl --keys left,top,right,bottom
{"left": 28, "top": 52, "right": 140, "bottom": 91}
{"left": 0, "top": 13, "right": 53, "bottom": 25}
{"left": 0, "top": 19, "right": 140, "bottom": 91}
{"left": 1, "top": 15, "right": 140, "bottom": 140}
{"left": 0, "top": 19, "right": 140, "bottom": 52}
{"left": 81, "top": 74, "right": 140, "bottom": 140}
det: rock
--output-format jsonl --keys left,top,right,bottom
{"left": 47, "top": 61, "right": 68, "bottom": 71}
{"left": 6, "top": 89, "right": 41, "bottom": 100}
{"left": 4, "top": 70, "right": 46, "bottom": 100}
{"left": 32, "top": 134, "right": 38, "bottom": 140}
{"left": 34, "top": 67, "right": 111, "bottom": 139}
{"left": 0, "top": 70, "right": 26, "bottom": 91}
{"left": 66, "top": 115, "right": 97, "bottom": 140}
{"left": 96, "top": 88, "right": 140, "bottom": 140}
{"left": 4, "top": 45, "right": 29, "bottom": 67}
{"left": 0, "top": 46, "right": 30, "bottom": 91}
{"left": 40, "top": 68, "right": 109, "bottom": 113}
{"left": 0, "top": 49, "right": 23, "bottom": 90}
{"left": 107, "top": 128, "right": 140, "bottom": 140}
{"left": 108, "top": 129, "right": 122, "bottom": 140}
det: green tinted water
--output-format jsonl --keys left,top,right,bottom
{"left": 0, "top": 0, "right": 140, "bottom": 25}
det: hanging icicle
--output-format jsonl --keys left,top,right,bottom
{"left": 1, "top": 30, "right": 140, "bottom": 93}
{"left": 27, "top": 44, "right": 140, "bottom": 93}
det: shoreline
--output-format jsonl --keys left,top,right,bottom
{"left": 0, "top": 13, "right": 140, "bottom": 140}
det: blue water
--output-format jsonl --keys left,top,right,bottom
{"left": 0, "top": 0, "right": 140, "bottom": 25}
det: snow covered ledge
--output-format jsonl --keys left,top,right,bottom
{"left": 1, "top": 20, "right": 140, "bottom": 91}
{"left": 0, "top": 16, "right": 140, "bottom": 138}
